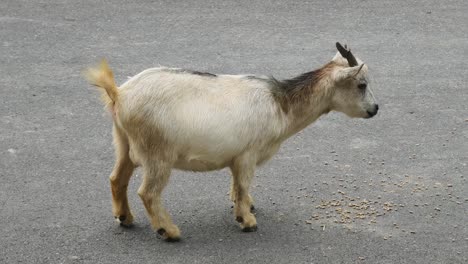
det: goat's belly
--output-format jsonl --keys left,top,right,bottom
{"left": 170, "top": 136, "right": 245, "bottom": 172}
{"left": 173, "top": 157, "right": 230, "bottom": 172}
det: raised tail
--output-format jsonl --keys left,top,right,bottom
{"left": 84, "top": 59, "right": 119, "bottom": 111}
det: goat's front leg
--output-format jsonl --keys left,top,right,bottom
{"left": 230, "top": 177, "right": 255, "bottom": 211}
{"left": 138, "top": 159, "right": 180, "bottom": 241}
{"left": 230, "top": 154, "right": 257, "bottom": 232}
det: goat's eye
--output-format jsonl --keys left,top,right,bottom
{"left": 358, "top": 83, "right": 367, "bottom": 90}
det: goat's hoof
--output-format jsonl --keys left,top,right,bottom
{"left": 242, "top": 225, "right": 258, "bottom": 232}
{"left": 157, "top": 227, "right": 181, "bottom": 242}
{"left": 119, "top": 222, "right": 133, "bottom": 228}
{"left": 165, "top": 237, "right": 181, "bottom": 242}
{"left": 237, "top": 212, "right": 257, "bottom": 231}
{"left": 115, "top": 214, "right": 133, "bottom": 227}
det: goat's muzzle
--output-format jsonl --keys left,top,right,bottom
{"left": 366, "top": 104, "right": 379, "bottom": 118}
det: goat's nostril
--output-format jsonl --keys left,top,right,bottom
{"left": 375, "top": 104, "right": 379, "bottom": 111}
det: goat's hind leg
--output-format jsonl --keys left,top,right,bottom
{"left": 110, "top": 126, "right": 136, "bottom": 227}
{"left": 138, "top": 159, "right": 180, "bottom": 241}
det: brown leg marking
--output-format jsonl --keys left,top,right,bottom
{"left": 110, "top": 126, "right": 135, "bottom": 227}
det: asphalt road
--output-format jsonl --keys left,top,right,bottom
{"left": 1, "top": 0, "right": 467, "bottom": 263}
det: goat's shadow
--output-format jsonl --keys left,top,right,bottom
{"left": 94, "top": 205, "right": 313, "bottom": 249}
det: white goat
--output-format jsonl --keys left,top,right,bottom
{"left": 85, "top": 43, "right": 378, "bottom": 241}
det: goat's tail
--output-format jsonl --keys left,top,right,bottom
{"left": 84, "top": 59, "right": 119, "bottom": 111}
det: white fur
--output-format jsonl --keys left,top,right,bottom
{"left": 118, "top": 69, "right": 289, "bottom": 171}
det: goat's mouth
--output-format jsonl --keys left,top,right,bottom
{"left": 365, "top": 110, "right": 378, "bottom": 118}
{"left": 365, "top": 112, "right": 375, "bottom": 118}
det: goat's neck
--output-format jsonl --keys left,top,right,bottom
{"left": 283, "top": 89, "right": 332, "bottom": 138}
{"left": 274, "top": 68, "right": 334, "bottom": 139}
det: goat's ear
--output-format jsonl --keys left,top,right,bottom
{"left": 334, "top": 64, "right": 365, "bottom": 82}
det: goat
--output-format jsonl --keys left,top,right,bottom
{"left": 85, "top": 43, "right": 378, "bottom": 241}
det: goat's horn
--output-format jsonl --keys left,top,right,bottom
{"left": 336, "top": 42, "right": 358, "bottom": 67}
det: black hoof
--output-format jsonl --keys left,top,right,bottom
{"left": 157, "top": 228, "right": 181, "bottom": 242}
{"left": 157, "top": 228, "right": 166, "bottom": 236}
{"left": 236, "top": 216, "right": 244, "bottom": 223}
{"left": 242, "top": 225, "right": 258, "bottom": 232}
{"left": 115, "top": 216, "right": 133, "bottom": 228}
{"left": 166, "top": 236, "right": 181, "bottom": 242}
{"left": 119, "top": 222, "right": 133, "bottom": 228}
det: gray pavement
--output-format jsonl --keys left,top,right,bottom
{"left": 1, "top": 0, "right": 467, "bottom": 263}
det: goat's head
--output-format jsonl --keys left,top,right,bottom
{"left": 329, "top": 42, "right": 378, "bottom": 119}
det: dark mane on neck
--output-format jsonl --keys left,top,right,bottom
{"left": 269, "top": 62, "right": 335, "bottom": 113}
{"left": 276, "top": 69, "right": 322, "bottom": 95}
